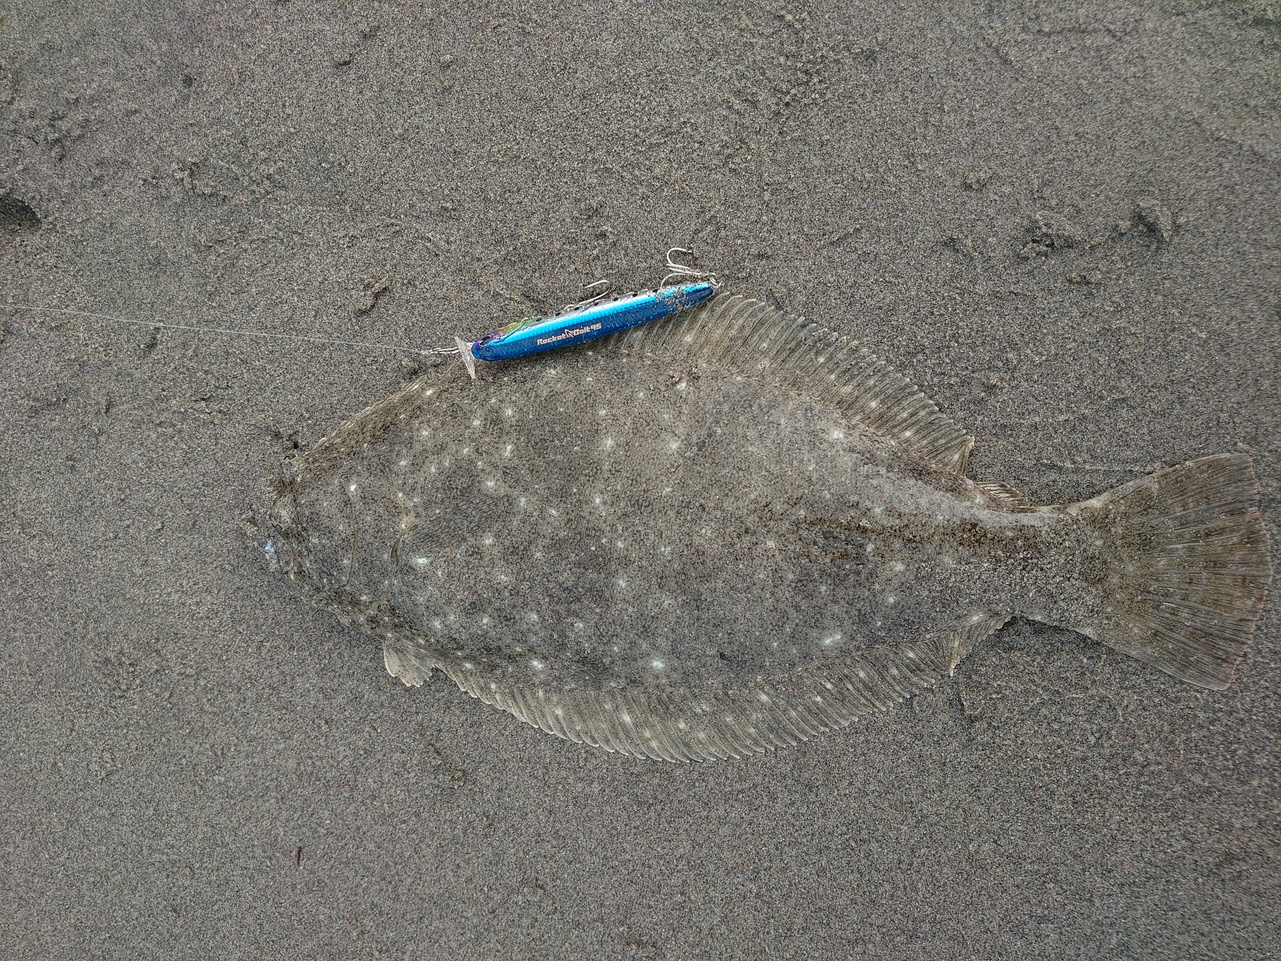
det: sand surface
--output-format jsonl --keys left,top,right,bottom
{"left": 2, "top": 2, "right": 1277, "bottom": 958}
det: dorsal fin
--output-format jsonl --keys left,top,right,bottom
{"left": 604, "top": 295, "right": 975, "bottom": 475}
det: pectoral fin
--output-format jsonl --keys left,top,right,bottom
{"left": 948, "top": 612, "right": 1012, "bottom": 674}
{"left": 384, "top": 638, "right": 434, "bottom": 687}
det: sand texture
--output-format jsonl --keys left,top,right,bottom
{"left": 1, "top": 2, "right": 1277, "bottom": 958}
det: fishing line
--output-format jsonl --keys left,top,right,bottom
{"left": 4, "top": 249, "right": 718, "bottom": 377}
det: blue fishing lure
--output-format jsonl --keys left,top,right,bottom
{"left": 468, "top": 281, "right": 715, "bottom": 363}
{"left": 451, "top": 248, "right": 717, "bottom": 377}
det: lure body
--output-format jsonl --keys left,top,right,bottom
{"left": 469, "top": 282, "right": 715, "bottom": 363}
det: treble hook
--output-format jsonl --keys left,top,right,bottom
{"left": 562, "top": 278, "right": 613, "bottom": 313}
{"left": 661, "top": 247, "right": 719, "bottom": 289}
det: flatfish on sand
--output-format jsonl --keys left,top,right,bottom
{"left": 265, "top": 296, "right": 1272, "bottom": 761}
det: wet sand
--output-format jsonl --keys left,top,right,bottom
{"left": 2, "top": 3, "right": 1277, "bottom": 958}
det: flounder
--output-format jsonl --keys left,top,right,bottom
{"left": 266, "top": 296, "right": 1272, "bottom": 761}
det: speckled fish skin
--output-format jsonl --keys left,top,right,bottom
{"left": 266, "top": 296, "right": 1272, "bottom": 762}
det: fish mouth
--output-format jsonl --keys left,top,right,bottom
{"left": 244, "top": 492, "right": 299, "bottom": 576}
{"left": 262, "top": 532, "right": 290, "bottom": 572}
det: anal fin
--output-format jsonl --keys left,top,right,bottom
{"left": 437, "top": 639, "right": 948, "bottom": 762}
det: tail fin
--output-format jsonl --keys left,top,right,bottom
{"left": 1075, "top": 454, "right": 1271, "bottom": 689}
